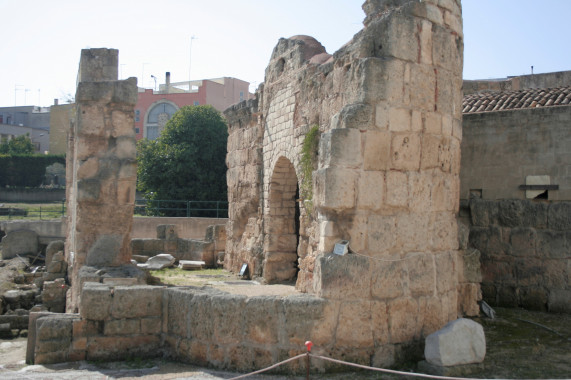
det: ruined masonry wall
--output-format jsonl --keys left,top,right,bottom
{"left": 468, "top": 199, "right": 571, "bottom": 313}
{"left": 66, "top": 48, "right": 140, "bottom": 311}
{"left": 32, "top": 284, "right": 428, "bottom": 370}
{"left": 225, "top": 0, "right": 470, "bottom": 362}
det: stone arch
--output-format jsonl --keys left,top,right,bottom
{"left": 144, "top": 100, "right": 179, "bottom": 140}
{"left": 263, "top": 155, "right": 300, "bottom": 283}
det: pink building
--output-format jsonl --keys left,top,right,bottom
{"left": 135, "top": 73, "right": 252, "bottom": 140}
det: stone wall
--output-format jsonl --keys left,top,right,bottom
{"left": 224, "top": 0, "right": 470, "bottom": 362}
{"left": 461, "top": 106, "right": 571, "bottom": 201}
{"left": 31, "top": 283, "right": 432, "bottom": 370}
{"left": 467, "top": 199, "right": 571, "bottom": 313}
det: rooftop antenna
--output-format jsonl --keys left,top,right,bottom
{"left": 151, "top": 75, "right": 157, "bottom": 92}
{"left": 14, "top": 84, "right": 23, "bottom": 106}
{"left": 531, "top": 65, "right": 534, "bottom": 75}
{"left": 189, "top": 35, "right": 197, "bottom": 91}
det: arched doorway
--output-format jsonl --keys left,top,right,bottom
{"left": 264, "top": 156, "right": 300, "bottom": 283}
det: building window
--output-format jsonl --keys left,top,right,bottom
{"left": 135, "top": 116, "right": 140, "bottom": 122}
{"left": 145, "top": 101, "right": 178, "bottom": 140}
{"left": 135, "top": 128, "right": 140, "bottom": 134}
{"left": 194, "top": 101, "right": 199, "bottom": 106}
{"left": 0, "top": 114, "right": 3, "bottom": 124}
{"left": 240, "top": 91, "right": 244, "bottom": 102}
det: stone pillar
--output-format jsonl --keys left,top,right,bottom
{"left": 66, "top": 48, "right": 139, "bottom": 311}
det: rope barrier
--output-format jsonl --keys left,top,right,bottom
{"left": 226, "top": 340, "right": 516, "bottom": 380}
{"left": 310, "top": 354, "right": 484, "bottom": 380}
{"left": 226, "top": 353, "right": 306, "bottom": 380}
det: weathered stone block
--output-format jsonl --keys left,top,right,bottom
{"left": 243, "top": 297, "right": 280, "bottom": 344}
{"left": 391, "top": 132, "right": 421, "bottom": 171}
{"left": 431, "top": 212, "right": 459, "bottom": 251}
{"left": 80, "top": 283, "right": 112, "bottom": 321}
{"left": 1, "top": 229, "right": 38, "bottom": 259}
{"left": 282, "top": 295, "right": 332, "bottom": 346}
{"left": 498, "top": 199, "right": 526, "bottom": 228}
{"left": 210, "top": 294, "right": 246, "bottom": 345}
{"left": 357, "top": 171, "right": 384, "bottom": 210}
{"left": 510, "top": 228, "right": 537, "bottom": 257}
{"left": 87, "top": 335, "right": 160, "bottom": 361}
{"left": 548, "top": 202, "right": 571, "bottom": 230}
{"left": 316, "top": 253, "right": 371, "bottom": 299}
{"left": 314, "top": 168, "right": 357, "bottom": 211}
{"left": 165, "top": 289, "right": 193, "bottom": 338}
{"left": 336, "top": 301, "right": 373, "bottom": 347}
{"left": 407, "top": 253, "right": 436, "bottom": 297}
{"left": 85, "top": 234, "right": 124, "bottom": 266}
{"left": 371, "top": 259, "right": 406, "bottom": 300}
{"left": 336, "top": 103, "right": 374, "bottom": 129}
{"left": 396, "top": 212, "right": 429, "bottom": 252}
{"left": 389, "top": 107, "right": 411, "bottom": 132}
{"left": 111, "top": 286, "right": 163, "bottom": 319}
{"left": 386, "top": 171, "right": 408, "bottom": 207}
{"left": 418, "top": 296, "right": 445, "bottom": 336}
{"left": 388, "top": 297, "right": 418, "bottom": 343}
{"left": 435, "top": 251, "right": 457, "bottom": 295}
{"left": 368, "top": 214, "right": 396, "bottom": 253}
{"left": 36, "top": 316, "right": 73, "bottom": 341}
{"left": 104, "top": 318, "right": 140, "bottom": 336}
{"left": 458, "top": 248, "right": 482, "bottom": 283}
{"left": 470, "top": 199, "right": 498, "bottom": 228}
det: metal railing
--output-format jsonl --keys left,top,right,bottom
{"left": 0, "top": 199, "right": 228, "bottom": 220}
{"left": 0, "top": 200, "right": 66, "bottom": 220}
{"left": 134, "top": 199, "right": 228, "bottom": 218}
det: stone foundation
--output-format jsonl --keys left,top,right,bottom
{"left": 31, "top": 283, "right": 427, "bottom": 371}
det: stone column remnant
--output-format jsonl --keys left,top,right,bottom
{"left": 66, "top": 48, "right": 139, "bottom": 311}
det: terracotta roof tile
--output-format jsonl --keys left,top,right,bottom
{"left": 463, "top": 86, "right": 571, "bottom": 113}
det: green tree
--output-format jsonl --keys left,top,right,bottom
{"left": 0, "top": 134, "right": 35, "bottom": 155}
{"left": 136, "top": 105, "right": 228, "bottom": 213}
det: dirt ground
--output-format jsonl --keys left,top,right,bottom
{"left": 0, "top": 259, "right": 570, "bottom": 379}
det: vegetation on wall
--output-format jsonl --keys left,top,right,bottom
{"left": 299, "top": 125, "right": 320, "bottom": 213}
{"left": 136, "top": 105, "right": 228, "bottom": 216}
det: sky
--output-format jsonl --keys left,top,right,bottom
{"left": 1, "top": 0, "right": 570, "bottom": 108}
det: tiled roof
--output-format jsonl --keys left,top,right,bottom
{"left": 463, "top": 86, "right": 571, "bottom": 113}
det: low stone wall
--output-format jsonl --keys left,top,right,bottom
{"left": 468, "top": 199, "right": 571, "bottom": 313}
{"left": 131, "top": 217, "right": 228, "bottom": 239}
{"left": 32, "top": 283, "right": 435, "bottom": 371}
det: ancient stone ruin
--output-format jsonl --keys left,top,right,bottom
{"left": 27, "top": 0, "right": 480, "bottom": 371}
{"left": 225, "top": 0, "right": 469, "bottom": 317}
{"left": 65, "top": 48, "right": 145, "bottom": 312}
